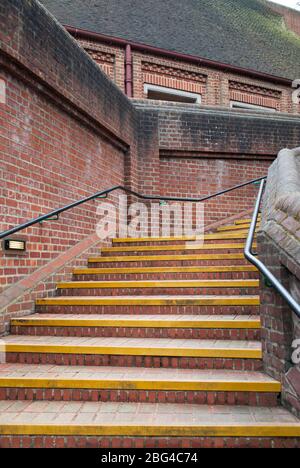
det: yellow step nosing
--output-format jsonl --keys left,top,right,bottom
{"left": 36, "top": 296, "right": 260, "bottom": 306}
{"left": 1, "top": 425, "right": 299, "bottom": 437}
{"left": 102, "top": 243, "right": 257, "bottom": 253}
{"left": 217, "top": 224, "right": 252, "bottom": 231}
{"left": 11, "top": 318, "right": 261, "bottom": 329}
{"left": 88, "top": 253, "right": 247, "bottom": 263}
{"left": 73, "top": 265, "right": 258, "bottom": 274}
{"left": 235, "top": 218, "right": 261, "bottom": 225}
{"left": 57, "top": 279, "right": 259, "bottom": 289}
{"left": 0, "top": 378, "right": 280, "bottom": 392}
{"left": 4, "top": 343, "right": 262, "bottom": 359}
{"left": 217, "top": 227, "right": 258, "bottom": 233}
{"left": 112, "top": 232, "right": 253, "bottom": 243}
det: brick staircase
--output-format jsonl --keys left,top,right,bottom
{"left": 0, "top": 216, "right": 300, "bottom": 448}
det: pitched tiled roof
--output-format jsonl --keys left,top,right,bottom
{"left": 40, "top": 0, "right": 300, "bottom": 79}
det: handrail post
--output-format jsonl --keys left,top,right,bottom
{"left": 244, "top": 179, "right": 300, "bottom": 318}
{"left": 245, "top": 179, "right": 265, "bottom": 256}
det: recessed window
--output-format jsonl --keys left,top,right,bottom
{"left": 144, "top": 84, "right": 201, "bottom": 104}
{"left": 230, "top": 101, "right": 276, "bottom": 112}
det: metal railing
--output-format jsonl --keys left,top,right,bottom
{"left": 0, "top": 176, "right": 266, "bottom": 240}
{"left": 244, "top": 179, "right": 300, "bottom": 318}
{"left": 2, "top": 172, "right": 299, "bottom": 316}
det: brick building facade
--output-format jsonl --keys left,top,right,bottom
{"left": 41, "top": 0, "right": 300, "bottom": 114}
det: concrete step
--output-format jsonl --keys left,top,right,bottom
{"left": 56, "top": 279, "right": 259, "bottom": 297}
{"left": 3, "top": 335, "right": 262, "bottom": 370}
{"left": 0, "top": 364, "right": 280, "bottom": 405}
{"left": 10, "top": 314, "right": 261, "bottom": 340}
{"left": 0, "top": 401, "right": 299, "bottom": 448}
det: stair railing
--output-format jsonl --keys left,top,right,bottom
{"left": 244, "top": 179, "right": 300, "bottom": 318}
{"left": 2, "top": 173, "right": 299, "bottom": 316}
{"left": 0, "top": 176, "right": 266, "bottom": 240}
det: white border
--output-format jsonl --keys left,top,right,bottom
{"left": 230, "top": 100, "right": 276, "bottom": 112}
{"left": 144, "top": 84, "right": 201, "bottom": 103}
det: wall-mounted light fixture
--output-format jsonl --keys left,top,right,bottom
{"left": 3, "top": 239, "right": 26, "bottom": 252}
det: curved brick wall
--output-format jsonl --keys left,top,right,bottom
{"left": 258, "top": 147, "right": 300, "bottom": 417}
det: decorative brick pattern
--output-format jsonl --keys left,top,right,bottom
{"left": 84, "top": 49, "right": 115, "bottom": 79}
{"left": 142, "top": 61, "right": 206, "bottom": 97}
{"left": 229, "top": 80, "right": 281, "bottom": 110}
{"left": 78, "top": 38, "right": 125, "bottom": 90}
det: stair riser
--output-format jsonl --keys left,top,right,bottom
{"left": 6, "top": 353, "right": 263, "bottom": 370}
{"left": 0, "top": 387, "right": 278, "bottom": 406}
{"left": 35, "top": 304, "right": 260, "bottom": 315}
{"left": 102, "top": 248, "right": 247, "bottom": 256}
{"left": 57, "top": 287, "right": 259, "bottom": 296}
{"left": 1, "top": 435, "right": 299, "bottom": 449}
{"left": 89, "top": 259, "right": 250, "bottom": 268}
{"left": 10, "top": 326, "right": 261, "bottom": 340}
{"left": 112, "top": 237, "right": 251, "bottom": 247}
{"left": 73, "top": 271, "right": 259, "bottom": 281}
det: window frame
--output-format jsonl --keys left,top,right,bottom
{"left": 144, "top": 84, "right": 201, "bottom": 104}
{"left": 230, "top": 100, "right": 276, "bottom": 112}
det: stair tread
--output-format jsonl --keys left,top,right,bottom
{"left": 12, "top": 313, "right": 260, "bottom": 323}
{"left": 89, "top": 253, "right": 247, "bottom": 262}
{"left": 58, "top": 279, "right": 259, "bottom": 288}
{"left": 0, "top": 364, "right": 279, "bottom": 387}
{"left": 112, "top": 231, "right": 253, "bottom": 243}
{"left": 235, "top": 218, "right": 260, "bottom": 225}
{"left": 36, "top": 295, "right": 260, "bottom": 306}
{"left": 5, "top": 222, "right": 298, "bottom": 441}
{"left": 102, "top": 243, "right": 255, "bottom": 252}
{"left": 74, "top": 265, "right": 258, "bottom": 273}
{"left": 217, "top": 224, "right": 253, "bottom": 231}
{"left": 2, "top": 335, "right": 261, "bottom": 349}
{"left": 0, "top": 402, "right": 299, "bottom": 435}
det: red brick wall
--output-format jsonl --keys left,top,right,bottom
{"left": 135, "top": 100, "right": 300, "bottom": 227}
{"left": 77, "top": 39, "right": 125, "bottom": 92}
{"left": 0, "top": 0, "right": 138, "bottom": 330}
{"left": 0, "top": 69, "right": 125, "bottom": 293}
{"left": 159, "top": 157, "right": 270, "bottom": 226}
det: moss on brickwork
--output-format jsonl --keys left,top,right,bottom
{"left": 40, "top": 0, "right": 300, "bottom": 79}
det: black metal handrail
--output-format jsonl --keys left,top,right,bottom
{"left": 244, "top": 179, "right": 300, "bottom": 318}
{"left": 0, "top": 176, "right": 266, "bottom": 240}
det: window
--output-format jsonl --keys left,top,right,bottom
{"left": 230, "top": 101, "right": 276, "bottom": 112}
{"left": 144, "top": 84, "right": 201, "bottom": 104}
